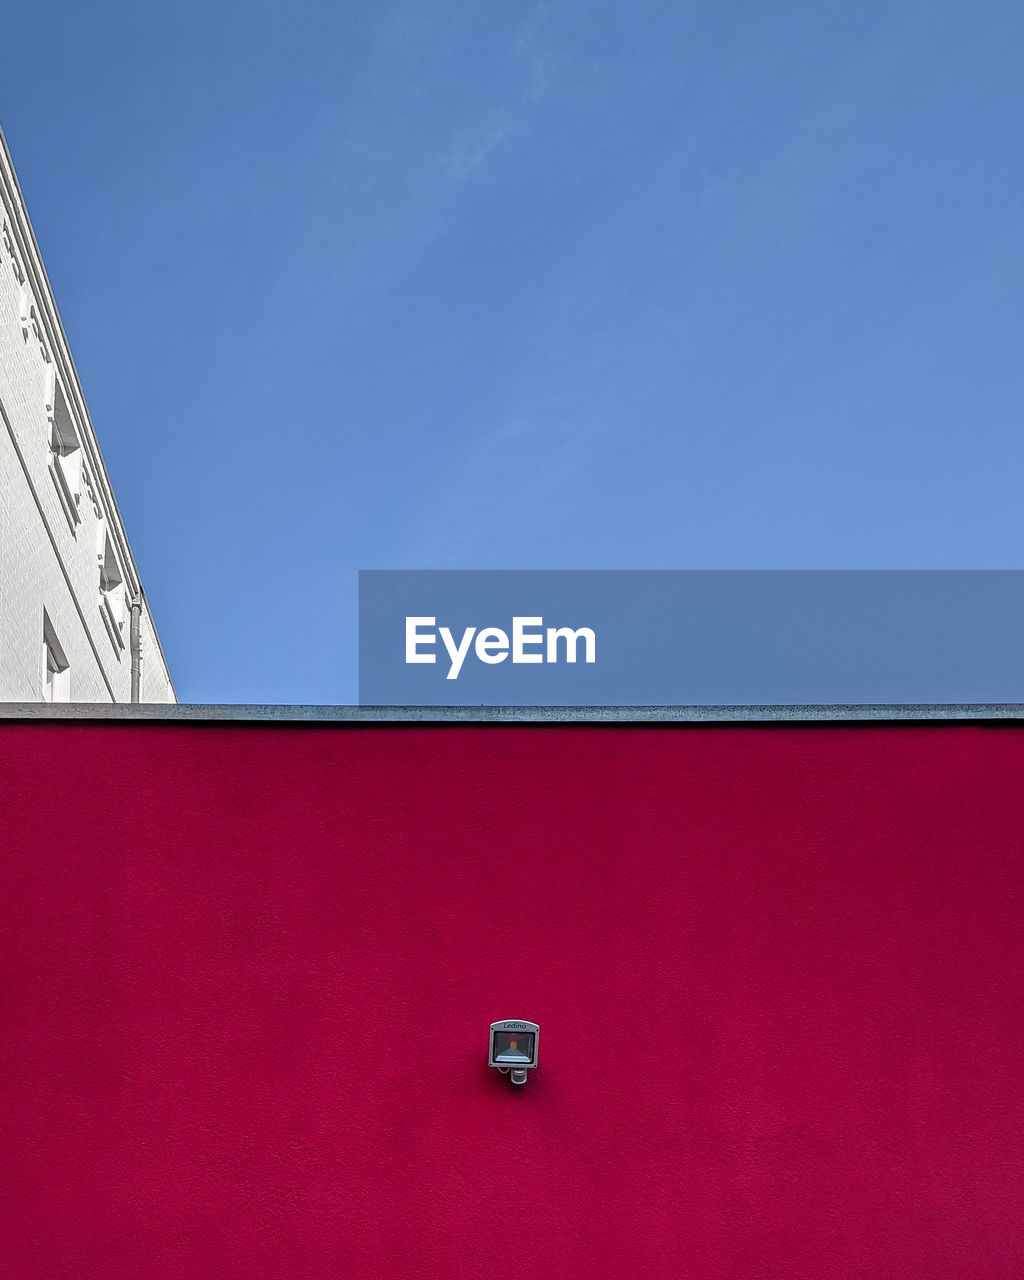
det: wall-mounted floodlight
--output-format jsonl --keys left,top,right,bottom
{"left": 489, "top": 1019, "right": 539, "bottom": 1086}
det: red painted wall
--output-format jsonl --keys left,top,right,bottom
{"left": 1, "top": 722, "right": 1023, "bottom": 1278}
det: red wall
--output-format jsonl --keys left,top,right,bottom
{"left": 1, "top": 721, "right": 1023, "bottom": 1278}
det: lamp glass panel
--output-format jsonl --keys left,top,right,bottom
{"left": 493, "top": 1032, "right": 535, "bottom": 1064}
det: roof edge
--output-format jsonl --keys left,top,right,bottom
{"left": 2, "top": 702, "right": 1024, "bottom": 724}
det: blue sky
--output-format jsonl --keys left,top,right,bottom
{"left": 3, "top": 1, "right": 1023, "bottom": 702}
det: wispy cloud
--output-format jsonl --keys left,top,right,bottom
{"left": 439, "top": 6, "right": 554, "bottom": 184}
{"left": 442, "top": 122, "right": 513, "bottom": 183}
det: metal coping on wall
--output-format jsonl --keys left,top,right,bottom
{"left": 2, "top": 703, "right": 1024, "bottom": 725}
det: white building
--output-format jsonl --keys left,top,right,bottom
{"left": 0, "top": 127, "right": 174, "bottom": 703}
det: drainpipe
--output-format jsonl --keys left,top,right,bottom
{"left": 130, "top": 592, "right": 142, "bottom": 703}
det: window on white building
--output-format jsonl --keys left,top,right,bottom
{"left": 42, "top": 611, "right": 70, "bottom": 702}
{"left": 47, "top": 374, "right": 82, "bottom": 530}
{"left": 98, "top": 530, "right": 126, "bottom": 651}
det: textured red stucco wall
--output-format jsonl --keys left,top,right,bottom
{"left": 1, "top": 721, "right": 1023, "bottom": 1278}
